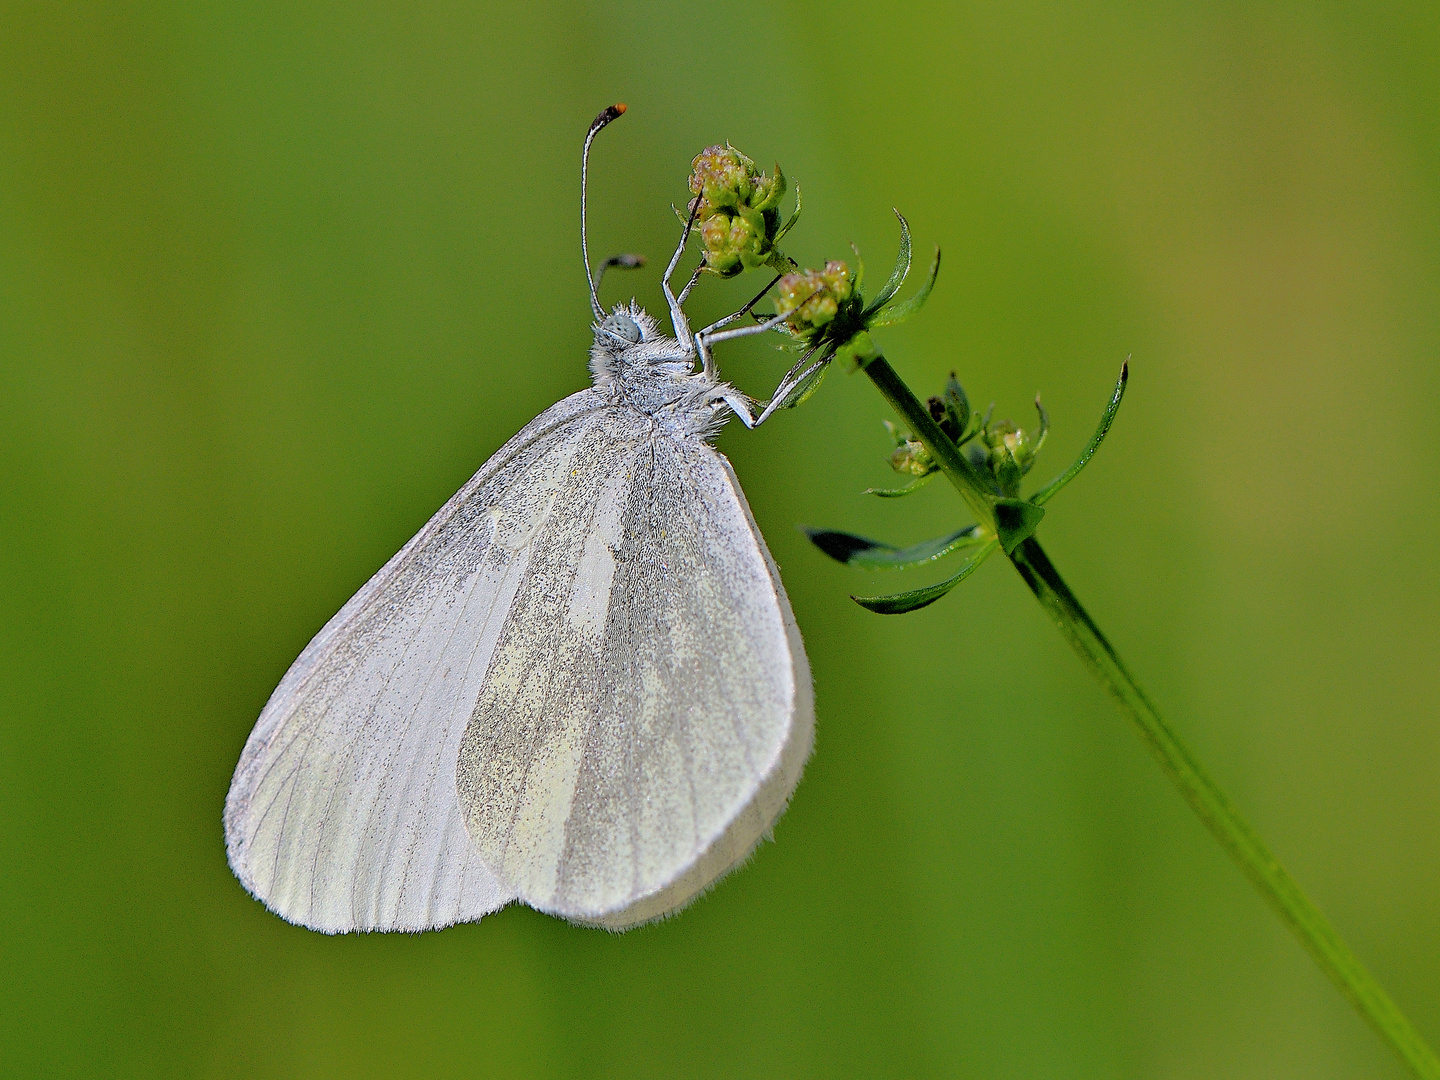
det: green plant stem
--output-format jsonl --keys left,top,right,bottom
{"left": 861, "top": 354, "right": 1440, "bottom": 1079}
{"left": 1010, "top": 538, "right": 1439, "bottom": 1078}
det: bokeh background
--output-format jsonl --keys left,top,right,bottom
{"left": 4, "top": 3, "right": 1439, "bottom": 1077}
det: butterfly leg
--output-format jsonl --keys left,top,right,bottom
{"left": 680, "top": 274, "right": 778, "bottom": 379}
{"left": 698, "top": 310, "right": 791, "bottom": 350}
{"left": 675, "top": 265, "right": 703, "bottom": 308}
{"left": 695, "top": 311, "right": 799, "bottom": 427}
{"left": 695, "top": 311, "right": 786, "bottom": 383}
{"left": 663, "top": 202, "right": 700, "bottom": 352}
{"left": 750, "top": 355, "right": 829, "bottom": 427}
{"left": 705, "top": 342, "right": 830, "bottom": 430}
{"left": 696, "top": 274, "right": 784, "bottom": 339}
{"left": 713, "top": 388, "right": 759, "bottom": 429}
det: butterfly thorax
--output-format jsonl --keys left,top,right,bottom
{"left": 588, "top": 302, "right": 729, "bottom": 439}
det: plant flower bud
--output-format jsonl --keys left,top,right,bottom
{"left": 890, "top": 438, "right": 935, "bottom": 477}
{"left": 688, "top": 145, "right": 790, "bottom": 276}
{"left": 775, "top": 261, "right": 854, "bottom": 333}
{"left": 976, "top": 404, "right": 1048, "bottom": 497}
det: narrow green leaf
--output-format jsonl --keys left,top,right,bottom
{"left": 943, "top": 373, "right": 970, "bottom": 436}
{"left": 803, "top": 524, "right": 984, "bottom": 569}
{"left": 847, "top": 241, "right": 865, "bottom": 294}
{"left": 861, "top": 209, "right": 912, "bottom": 317}
{"left": 868, "top": 246, "right": 941, "bottom": 328}
{"left": 804, "top": 528, "right": 881, "bottom": 565}
{"left": 852, "top": 540, "right": 999, "bottom": 614}
{"left": 862, "top": 473, "right": 936, "bottom": 498}
{"left": 777, "top": 358, "right": 830, "bottom": 410}
{"left": 994, "top": 498, "right": 1045, "bottom": 554}
{"left": 1031, "top": 360, "right": 1128, "bottom": 506}
{"left": 775, "top": 181, "right": 802, "bottom": 245}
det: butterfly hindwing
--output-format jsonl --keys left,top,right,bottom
{"left": 455, "top": 419, "right": 814, "bottom": 928}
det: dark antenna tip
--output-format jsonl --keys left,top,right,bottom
{"left": 593, "top": 253, "right": 647, "bottom": 297}
{"left": 589, "top": 103, "right": 627, "bottom": 135}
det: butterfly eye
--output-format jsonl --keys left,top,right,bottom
{"left": 599, "top": 312, "right": 642, "bottom": 344}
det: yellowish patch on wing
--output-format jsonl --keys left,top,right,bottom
{"left": 564, "top": 468, "right": 630, "bottom": 637}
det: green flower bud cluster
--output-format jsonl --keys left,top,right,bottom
{"left": 882, "top": 419, "right": 936, "bottom": 478}
{"left": 688, "top": 145, "right": 788, "bottom": 276}
{"left": 764, "top": 212, "right": 939, "bottom": 365}
{"left": 890, "top": 439, "right": 934, "bottom": 476}
{"left": 775, "top": 261, "right": 854, "bottom": 333}
{"left": 966, "top": 403, "right": 1049, "bottom": 498}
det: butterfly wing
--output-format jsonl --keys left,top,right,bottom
{"left": 224, "top": 389, "right": 605, "bottom": 932}
{"left": 456, "top": 419, "right": 814, "bottom": 929}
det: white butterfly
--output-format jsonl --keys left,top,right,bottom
{"left": 224, "top": 105, "right": 815, "bottom": 932}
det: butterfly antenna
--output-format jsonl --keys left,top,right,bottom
{"left": 594, "top": 252, "right": 647, "bottom": 298}
{"left": 582, "top": 103, "right": 626, "bottom": 321}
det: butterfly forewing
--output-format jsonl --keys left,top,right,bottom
{"left": 224, "top": 390, "right": 604, "bottom": 932}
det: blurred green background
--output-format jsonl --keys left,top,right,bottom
{"left": 3, "top": 2, "right": 1438, "bottom": 1077}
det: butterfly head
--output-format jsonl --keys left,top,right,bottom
{"left": 598, "top": 309, "right": 642, "bottom": 345}
{"left": 590, "top": 301, "right": 695, "bottom": 389}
